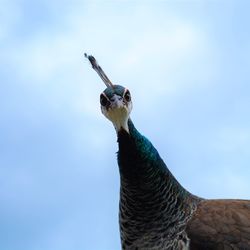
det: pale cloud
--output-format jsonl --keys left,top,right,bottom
{"left": 0, "top": 0, "right": 21, "bottom": 40}
{"left": 204, "top": 170, "right": 249, "bottom": 199}
{"left": 4, "top": 33, "right": 78, "bottom": 82}
{"left": 215, "top": 127, "right": 250, "bottom": 153}
{"left": 119, "top": 22, "right": 199, "bottom": 70}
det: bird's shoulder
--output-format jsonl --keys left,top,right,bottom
{"left": 186, "top": 199, "right": 250, "bottom": 249}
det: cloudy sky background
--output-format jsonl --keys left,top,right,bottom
{"left": 1, "top": 1, "right": 250, "bottom": 249}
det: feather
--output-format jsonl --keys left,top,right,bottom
{"left": 187, "top": 199, "right": 250, "bottom": 249}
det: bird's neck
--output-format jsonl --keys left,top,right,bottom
{"left": 118, "top": 120, "right": 197, "bottom": 249}
{"left": 117, "top": 119, "right": 200, "bottom": 248}
{"left": 117, "top": 118, "right": 196, "bottom": 209}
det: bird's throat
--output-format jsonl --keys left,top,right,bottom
{"left": 117, "top": 119, "right": 164, "bottom": 182}
{"left": 106, "top": 107, "right": 130, "bottom": 133}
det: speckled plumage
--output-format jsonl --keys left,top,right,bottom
{"left": 187, "top": 199, "right": 250, "bottom": 249}
{"left": 117, "top": 120, "right": 200, "bottom": 249}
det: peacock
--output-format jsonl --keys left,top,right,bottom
{"left": 85, "top": 54, "right": 250, "bottom": 250}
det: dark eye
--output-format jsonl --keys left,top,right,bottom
{"left": 100, "top": 94, "right": 109, "bottom": 106}
{"left": 124, "top": 90, "right": 131, "bottom": 102}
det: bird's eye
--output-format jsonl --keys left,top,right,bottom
{"left": 124, "top": 90, "right": 131, "bottom": 102}
{"left": 100, "top": 94, "right": 109, "bottom": 106}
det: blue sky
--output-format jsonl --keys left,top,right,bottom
{"left": 0, "top": 1, "right": 250, "bottom": 249}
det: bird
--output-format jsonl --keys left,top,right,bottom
{"left": 85, "top": 54, "right": 250, "bottom": 250}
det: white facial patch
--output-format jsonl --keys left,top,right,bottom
{"left": 101, "top": 94, "right": 132, "bottom": 133}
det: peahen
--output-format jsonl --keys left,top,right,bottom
{"left": 85, "top": 54, "right": 250, "bottom": 250}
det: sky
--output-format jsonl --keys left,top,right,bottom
{"left": 0, "top": 0, "right": 250, "bottom": 249}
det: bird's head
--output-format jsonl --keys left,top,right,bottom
{"left": 100, "top": 85, "right": 132, "bottom": 133}
{"left": 85, "top": 54, "right": 133, "bottom": 133}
